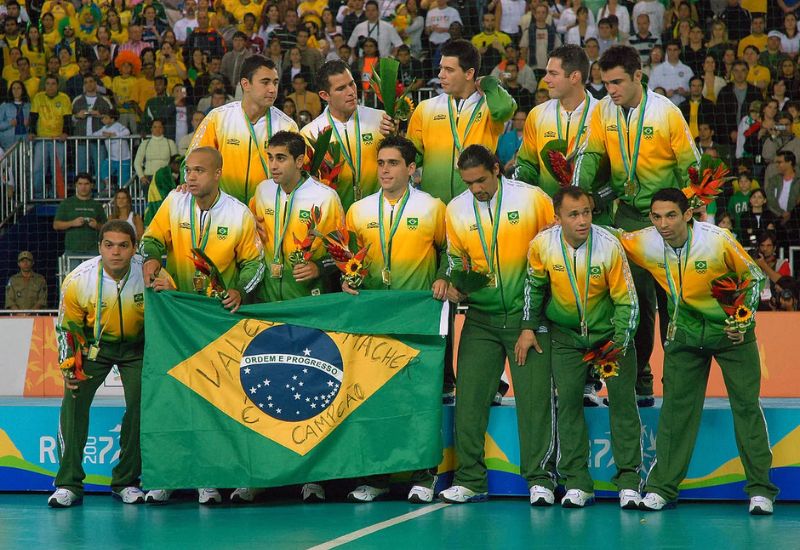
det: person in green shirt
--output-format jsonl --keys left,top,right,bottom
{"left": 729, "top": 172, "right": 753, "bottom": 232}
{"left": 53, "top": 172, "right": 108, "bottom": 254}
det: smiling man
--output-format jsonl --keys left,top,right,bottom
{"left": 189, "top": 55, "right": 299, "bottom": 205}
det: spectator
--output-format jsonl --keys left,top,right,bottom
{"left": 771, "top": 79, "right": 790, "bottom": 111}
{"left": 425, "top": 0, "right": 462, "bottom": 58}
{"left": 522, "top": 2, "right": 561, "bottom": 79}
{"left": 762, "top": 113, "right": 800, "bottom": 183}
{"left": 0, "top": 80, "right": 30, "bottom": 149}
{"left": 491, "top": 44, "right": 537, "bottom": 92}
{"left": 349, "top": 1, "right": 403, "bottom": 57}
{"left": 351, "top": 37, "right": 380, "bottom": 91}
{"left": 471, "top": 12, "right": 510, "bottom": 75}
{"left": 737, "top": 14, "right": 767, "bottom": 59}
{"left": 743, "top": 46, "right": 771, "bottom": 92}
{"left": 173, "top": 0, "right": 199, "bottom": 43}
{"left": 282, "top": 97, "right": 298, "bottom": 122}
{"left": 280, "top": 47, "right": 315, "bottom": 94}
{"left": 112, "top": 52, "right": 142, "bottom": 132}
{"left": 221, "top": 32, "right": 253, "bottom": 89}
{"left": 91, "top": 110, "right": 133, "bottom": 188}
{"left": 214, "top": 10, "right": 239, "bottom": 49}
{"left": 108, "top": 187, "right": 144, "bottom": 240}
{"left": 705, "top": 20, "right": 729, "bottom": 62}
{"left": 695, "top": 122, "right": 729, "bottom": 165}
{"left": 760, "top": 32, "right": 788, "bottom": 78}
{"left": 15, "top": 57, "right": 40, "bottom": 100}
{"left": 557, "top": 0, "right": 597, "bottom": 36}
{"left": 120, "top": 24, "right": 150, "bottom": 58}
{"left": 142, "top": 76, "right": 176, "bottom": 138}
{"left": 497, "top": 109, "right": 526, "bottom": 173}
{"left": 681, "top": 25, "right": 706, "bottom": 75}
{"left": 735, "top": 101, "right": 763, "bottom": 162}
{"left": 57, "top": 48, "right": 80, "bottom": 81}
{"left": 769, "top": 276, "right": 798, "bottom": 311}
{"left": 72, "top": 74, "right": 114, "bottom": 177}
{"left": 499, "top": 63, "right": 534, "bottom": 112}
{"left": 155, "top": 41, "right": 188, "bottom": 93}
{"left": 258, "top": 3, "right": 283, "bottom": 44}
{"left": 632, "top": 0, "right": 665, "bottom": 38}
{"left": 134, "top": 119, "right": 178, "bottom": 188}
{"left": 595, "top": 18, "right": 620, "bottom": 55}
{"left": 273, "top": 9, "right": 301, "bottom": 51}
{"left": 495, "top": 0, "right": 526, "bottom": 42}
{"left": 564, "top": 7, "right": 596, "bottom": 49}
{"left": 755, "top": 231, "right": 792, "bottom": 310}
{"left": 138, "top": 4, "right": 168, "bottom": 47}
{"left": 396, "top": 45, "right": 424, "bottom": 91}
{"left": 52, "top": 173, "right": 107, "bottom": 255}
{"left": 719, "top": 0, "right": 750, "bottom": 43}
{"left": 341, "top": 0, "right": 367, "bottom": 41}
{"left": 403, "top": 0, "right": 425, "bottom": 58}
{"left": 679, "top": 76, "right": 714, "bottom": 139}
{"left": 778, "top": 13, "right": 800, "bottom": 58}
{"left": 739, "top": 189, "right": 777, "bottom": 247}
{"left": 290, "top": 28, "right": 325, "bottom": 80}
{"left": 172, "top": 85, "right": 191, "bottom": 145}
{"left": 183, "top": 10, "right": 226, "bottom": 65}
{"left": 764, "top": 150, "right": 800, "bottom": 237}
{"left": 729, "top": 171, "right": 754, "bottom": 231}
{"left": 178, "top": 110, "right": 206, "bottom": 155}
{"left": 648, "top": 40, "right": 692, "bottom": 105}
{"left": 629, "top": 13, "right": 660, "bottom": 67}
{"left": 700, "top": 55, "right": 726, "bottom": 103}
{"left": 143, "top": 154, "right": 182, "bottom": 226}
{"left": 586, "top": 61, "right": 608, "bottom": 99}
{"left": 30, "top": 75, "right": 71, "bottom": 198}
{"left": 4, "top": 251, "right": 47, "bottom": 310}
{"left": 584, "top": 37, "right": 601, "bottom": 64}
{"left": 716, "top": 60, "right": 761, "bottom": 144}
{"left": 287, "top": 74, "right": 322, "bottom": 118}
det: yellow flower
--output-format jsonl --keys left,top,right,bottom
{"left": 345, "top": 258, "right": 362, "bottom": 275}
{"left": 597, "top": 361, "right": 619, "bottom": 379}
{"left": 682, "top": 187, "right": 696, "bottom": 199}
{"left": 734, "top": 305, "right": 752, "bottom": 323}
{"left": 59, "top": 357, "right": 75, "bottom": 371}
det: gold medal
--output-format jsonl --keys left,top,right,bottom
{"left": 270, "top": 262, "right": 284, "bottom": 279}
{"left": 580, "top": 321, "right": 588, "bottom": 338}
{"left": 192, "top": 273, "right": 206, "bottom": 293}
{"left": 87, "top": 344, "right": 100, "bottom": 361}
{"left": 666, "top": 321, "right": 677, "bottom": 341}
{"left": 381, "top": 268, "right": 392, "bottom": 286}
{"left": 624, "top": 180, "right": 636, "bottom": 197}
{"left": 487, "top": 272, "right": 497, "bottom": 288}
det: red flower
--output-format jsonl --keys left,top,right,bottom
{"left": 547, "top": 149, "right": 573, "bottom": 188}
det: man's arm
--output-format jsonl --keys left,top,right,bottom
{"left": 668, "top": 103, "right": 701, "bottom": 187}
{"left": 55, "top": 276, "right": 84, "bottom": 363}
{"left": 521, "top": 237, "right": 549, "bottom": 330}
{"left": 575, "top": 102, "right": 607, "bottom": 194}
{"left": 35, "top": 276, "right": 48, "bottom": 309}
{"left": 514, "top": 110, "right": 539, "bottom": 185}
{"left": 723, "top": 231, "right": 766, "bottom": 311}
{"left": 606, "top": 242, "right": 639, "bottom": 349}
{"left": 139, "top": 193, "right": 173, "bottom": 263}
{"left": 432, "top": 199, "right": 449, "bottom": 281}
{"left": 234, "top": 210, "right": 266, "bottom": 296}
{"left": 481, "top": 75, "right": 516, "bottom": 123}
{"left": 5, "top": 281, "right": 17, "bottom": 309}
{"left": 406, "top": 103, "right": 424, "bottom": 164}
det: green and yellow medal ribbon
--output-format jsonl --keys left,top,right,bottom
{"left": 327, "top": 108, "right": 361, "bottom": 192}
{"left": 189, "top": 195, "right": 215, "bottom": 251}
{"left": 93, "top": 260, "right": 130, "bottom": 345}
{"left": 471, "top": 182, "right": 503, "bottom": 275}
{"left": 378, "top": 185, "right": 411, "bottom": 277}
{"left": 616, "top": 85, "right": 648, "bottom": 195}
{"left": 272, "top": 178, "right": 306, "bottom": 264}
{"left": 559, "top": 227, "right": 593, "bottom": 337}
{"left": 448, "top": 95, "right": 485, "bottom": 153}
{"left": 556, "top": 90, "right": 591, "bottom": 154}
{"left": 662, "top": 226, "right": 693, "bottom": 341}
{"left": 243, "top": 105, "right": 272, "bottom": 179}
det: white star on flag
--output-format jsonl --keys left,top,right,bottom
{"left": 303, "top": 348, "right": 311, "bottom": 356}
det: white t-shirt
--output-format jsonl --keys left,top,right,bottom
{"left": 632, "top": 0, "right": 664, "bottom": 39}
{"left": 174, "top": 18, "right": 199, "bottom": 43}
{"left": 425, "top": 6, "right": 462, "bottom": 45}
{"left": 499, "top": 0, "right": 526, "bottom": 35}
{"left": 648, "top": 60, "right": 693, "bottom": 105}
{"left": 779, "top": 178, "right": 793, "bottom": 211}
{"left": 348, "top": 19, "right": 403, "bottom": 57}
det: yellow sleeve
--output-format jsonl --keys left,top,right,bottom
{"left": 188, "top": 111, "right": 219, "bottom": 151}
{"left": 56, "top": 275, "right": 86, "bottom": 363}
{"left": 576, "top": 103, "right": 607, "bottom": 190}
{"left": 533, "top": 191, "right": 555, "bottom": 235}
{"left": 433, "top": 199, "right": 447, "bottom": 251}
{"left": 139, "top": 193, "right": 173, "bottom": 260}
{"left": 722, "top": 230, "right": 766, "bottom": 311}
{"left": 445, "top": 207, "right": 467, "bottom": 272}
{"left": 668, "top": 105, "right": 701, "bottom": 184}
{"left": 312, "top": 194, "right": 345, "bottom": 259}
{"left": 407, "top": 103, "right": 424, "bottom": 156}
{"left": 345, "top": 204, "right": 363, "bottom": 248}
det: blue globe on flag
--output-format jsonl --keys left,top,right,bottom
{"left": 239, "top": 325, "right": 344, "bottom": 422}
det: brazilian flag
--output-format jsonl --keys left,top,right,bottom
{"left": 141, "top": 290, "right": 446, "bottom": 488}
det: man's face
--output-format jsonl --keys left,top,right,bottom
{"left": 585, "top": 40, "right": 599, "bottom": 59}
{"left": 556, "top": 194, "right": 593, "bottom": 244}
{"left": 776, "top": 155, "right": 793, "bottom": 175}
{"left": 601, "top": 66, "right": 641, "bottom": 107}
{"left": 297, "top": 31, "right": 309, "bottom": 47}
{"left": 18, "top": 258, "right": 32, "bottom": 272}
{"left": 233, "top": 35, "right": 246, "bottom": 51}
{"left": 666, "top": 44, "right": 681, "bottom": 63}
{"left": 543, "top": 57, "right": 577, "bottom": 100}
{"left": 649, "top": 200, "right": 692, "bottom": 243}
{"left": 185, "top": 0, "right": 196, "bottom": 15}
{"left": 511, "top": 111, "right": 526, "bottom": 130}
{"left": 505, "top": 64, "right": 518, "bottom": 83}
{"left": 365, "top": 3, "right": 379, "bottom": 21}
{"left": 129, "top": 25, "right": 142, "bottom": 41}
{"left": 598, "top": 23, "right": 611, "bottom": 39}
{"left": 439, "top": 56, "right": 472, "bottom": 95}
{"left": 47, "top": 57, "right": 60, "bottom": 73}
{"left": 79, "top": 56, "right": 92, "bottom": 73}
{"left": 242, "top": 65, "right": 280, "bottom": 108}
{"left": 698, "top": 123, "right": 712, "bottom": 140}
{"left": 534, "top": 5, "right": 548, "bottom": 23}
{"left": 738, "top": 176, "right": 751, "bottom": 193}
{"left": 744, "top": 48, "right": 757, "bottom": 65}
{"left": 75, "top": 178, "right": 93, "bottom": 199}
{"left": 16, "top": 58, "right": 29, "bottom": 76}
{"left": 377, "top": 147, "right": 414, "bottom": 194}
{"left": 184, "top": 150, "right": 221, "bottom": 198}
{"left": 732, "top": 63, "right": 748, "bottom": 83}
{"left": 5, "top": 19, "right": 17, "bottom": 36}
{"left": 8, "top": 4, "right": 19, "bottom": 18}
{"left": 753, "top": 17, "right": 764, "bottom": 34}
{"left": 99, "top": 231, "right": 135, "bottom": 273}
{"left": 636, "top": 14, "right": 649, "bottom": 34}
{"left": 460, "top": 164, "right": 499, "bottom": 202}
{"left": 768, "top": 35, "right": 781, "bottom": 51}
{"left": 505, "top": 46, "right": 518, "bottom": 62}
{"left": 197, "top": 11, "right": 209, "bottom": 28}
{"left": 292, "top": 77, "right": 307, "bottom": 93}
{"left": 320, "top": 70, "right": 358, "bottom": 115}
{"left": 758, "top": 238, "right": 776, "bottom": 258}
{"left": 155, "top": 78, "right": 167, "bottom": 94}
{"left": 690, "top": 27, "right": 703, "bottom": 43}
{"left": 483, "top": 14, "right": 495, "bottom": 32}
{"left": 45, "top": 78, "right": 58, "bottom": 96}
{"left": 84, "top": 77, "right": 98, "bottom": 94}
{"left": 285, "top": 11, "right": 297, "bottom": 26}
{"left": 397, "top": 48, "right": 410, "bottom": 64}
{"left": 268, "top": 144, "right": 302, "bottom": 187}
{"left": 689, "top": 79, "right": 702, "bottom": 97}
{"left": 209, "top": 58, "right": 221, "bottom": 73}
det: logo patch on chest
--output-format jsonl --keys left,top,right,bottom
{"left": 507, "top": 211, "right": 519, "bottom": 224}
{"left": 694, "top": 260, "right": 707, "bottom": 274}
{"left": 406, "top": 217, "right": 419, "bottom": 230}
{"left": 217, "top": 227, "right": 229, "bottom": 240}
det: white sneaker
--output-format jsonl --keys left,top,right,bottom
{"left": 230, "top": 487, "right": 263, "bottom": 503}
{"left": 561, "top": 489, "right": 595, "bottom": 508}
{"left": 640, "top": 492, "right": 672, "bottom": 511}
{"left": 347, "top": 485, "right": 390, "bottom": 503}
{"left": 301, "top": 483, "right": 326, "bottom": 503}
{"left": 145, "top": 489, "right": 172, "bottom": 504}
{"left": 198, "top": 488, "right": 222, "bottom": 505}
{"left": 48, "top": 488, "right": 81, "bottom": 508}
{"left": 529, "top": 485, "right": 555, "bottom": 506}
{"left": 749, "top": 496, "right": 774, "bottom": 515}
{"left": 112, "top": 486, "right": 145, "bottom": 504}
{"left": 619, "top": 489, "right": 641, "bottom": 510}
{"left": 408, "top": 485, "right": 434, "bottom": 504}
{"left": 438, "top": 485, "right": 488, "bottom": 504}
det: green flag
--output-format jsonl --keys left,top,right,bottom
{"left": 141, "top": 290, "right": 446, "bottom": 488}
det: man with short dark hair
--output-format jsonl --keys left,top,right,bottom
{"left": 716, "top": 60, "right": 762, "bottom": 145}
{"left": 678, "top": 76, "right": 715, "bottom": 140}
{"left": 183, "top": 10, "right": 226, "bottom": 65}
{"left": 72, "top": 74, "right": 114, "bottom": 177}
{"left": 396, "top": 45, "right": 424, "bottom": 91}
{"left": 629, "top": 14, "right": 660, "bottom": 67}
{"left": 519, "top": 2, "right": 560, "bottom": 76}
{"left": 5, "top": 251, "right": 47, "bottom": 310}
{"left": 764, "top": 150, "right": 800, "bottom": 238}
{"left": 53, "top": 173, "right": 108, "bottom": 255}
{"left": 762, "top": 112, "right": 800, "bottom": 184}
{"left": 30, "top": 75, "right": 71, "bottom": 197}
{"left": 648, "top": 40, "right": 693, "bottom": 106}
{"left": 348, "top": 0, "right": 403, "bottom": 57}
{"left": 287, "top": 74, "right": 321, "bottom": 118}
{"left": 221, "top": 31, "right": 253, "bottom": 88}
{"left": 142, "top": 76, "right": 177, "bottom": 139}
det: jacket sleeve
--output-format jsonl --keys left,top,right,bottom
{"left": 514, "top": 111, "right": 539, "bottom": 185}
{"left": 722, "top": 229, "right": 766, "bottom": 313}
{"left": 482, "top": 76, "right": 516, "bottom": 124}
{"left": 445, "top": 206, "right": 465, "bottom": 276}
{"left": 406, "top": 102, "right": 424, "bottom": 165}
{"left": 432, "top": 199, "right": 449, "bottom": 281}
{"left": 606, "top": 241, "right": 639, "bottom": 350}
{"left": 56, "top": 274, "right": 85, "bottom": 363}
{"left": 532, "top": 189, "right": 556, "bottom": 235}
{"left": 139, "top": 192, "right": 172, "bottom": 261}
{"left": 522, "top": 237, "right": 548, "bottom": 330}
{"left": 668, "top": 103, "right": 701, "bottom": 187}
{"left": 234, "top": 209, "right": 266, "bottom": 296}
{"left": 576, "top": 102, "right": 606, "bottom": 193}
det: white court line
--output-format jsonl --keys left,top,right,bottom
{"left": 307, "top": 502, "right": 451, "bottom": 549}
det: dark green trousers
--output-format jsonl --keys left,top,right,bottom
{"left": 551, "top": 328, "right": 643, "bottom": 492}
{"left": 55, "top": 343, "right": 143, "bottom": 496}
{"left": 644, "top": 330, "right": 779, "bottom": 501}
{"left": 453, "top": 318, "right": 554, "bottom": 493}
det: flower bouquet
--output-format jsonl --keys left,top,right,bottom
{"left": 369, "top": 57, "right": 415, "bottom": 121}
{"left": 190, "top": 247, "right": 229, "bottom": 299}
{"left": 449, "top": 256, "right": 491, "bottom": 294}
{"left": 711, "top": 272, "right": 755, "bottom": 333}
{"left": 313, "top": 227, "right": 371, "bottom": 288}
{"left": 540, "top": 139, "right": 576, "bottom": 188}
{"left": 60, "top": 320, "right": 91, "bottom": 381}
{"left": 583, "top": 340, "right": 623, "bottom": 379}
{"left": 305, "top": 127, "right": 345, "bottom": 188}
{"left": 682, "top": 156, "right": 735, "bottom": 210}
{"left": 289, "top": 205, "right": 321, "bottom": 267}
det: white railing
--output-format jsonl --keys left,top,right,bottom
{"left": 0, "top": 141, "right": 26, "bottom": 228}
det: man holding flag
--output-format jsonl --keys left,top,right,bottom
{"left": 438, "top": 145, "right": 556, "bottom": 505}
{"left": 343, "top": 135, "right": 448, "bottom": 504}
{"left": 188, "top": 56, "right": 299, "bottom": 205}
{"left": 140, "top": 146, "right": 265, "bottom": 504}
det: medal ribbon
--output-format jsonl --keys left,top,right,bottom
{"left": 662, "top": 227, "right": 693, "bottom": 335}
{"left": 189, "top": 195, "right": 214, "bottom": 251}
{"left": 616, "top": 85, "right": 648, "bottom": 189}
{"left": 272, "top": 178, "right": 306, "bottom": 263}
{"left": 243, "top": 105, "right": 272, "bottom": 179}
{"left": 472, "top": 181, "right": 503, "bottom": 273}
{"left": 559, "top": 227, "right": 593, "bottom": 331}
{"left": 448, "top": 95, "right": 485, "bottom": 153}
{"left": 378, "top": 185, "right": 411, "bottom": 274}
{"left": 327, "top": 108, "right": 361, "bottom": 190}
{"left": 556, "top": 90, "right": 591, "bottom": 154}
{"left": 94, "top": 260, "right": 130, "bottom": 344}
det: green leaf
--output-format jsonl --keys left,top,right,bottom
{"left": 539, "top": 139, "right": 569, "bottom": 184}
{"left": 309, "top": 127, "right": 333, "bottom": 177}
{"left": 373, "top": 58, "right": 400, "bottom": 117}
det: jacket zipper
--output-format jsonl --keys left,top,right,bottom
{"left": 117, "top": 282, "right": 125, "bottom": 344}
{"left": 487, "top": 206, "right": 508, "bottom": 328}
{"left": 245, "top": 135, "right": 253, "bottom": 201}
{"left": 574, "top": 249, "right": 588, "bottom": 346}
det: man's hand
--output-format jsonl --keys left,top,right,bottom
{"left": 63, "top": 375, "right": 80, "bottom": 394}
{"left": 221, "top": 289, "right": 242, "bottom": 313}
{"left": 724, "top": 325, "right": 745, "bottom": 345}
{"left": 514, "top": 328, "right": 542, "bottom": 366}
{"left": 293, "top": 261, "right": 320, "bottom": 282}
{"left": 72, "top": 217, "right": 86, "bottom": 228}
{"left": 151, "top": 275, "right": 176, "bottom": 292}
{"left": 87, "top": 218, "right": 99, "bottom": 229}
{"left": 342, "top": 281, "right": 359, "bottom": 295}
{"left": 254, "top": 213, "right": 267, "bottom": 244}
{"left": 755, "top": 254, "right": 769, "bottom": 271}
{"left": 432, "top": 278, "right": 448, "bottom": 301}
{"left": 379, "top": 113, "right": 396, "bottom": 136}
{"left": 781, "top": 211, "right": 791, "bottom": 224}
{"left": 143, "top": 258, "right": 162, "bottom": 287}
{"left": 445, "top": 283, "right": 467, "bottom": 303}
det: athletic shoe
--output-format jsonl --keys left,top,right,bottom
{"left": 347, "top": 485, "right": 390, "bottom": 503}
{"left": 619, "top": 489, "right": 641, "bottom": 510}
{"left": 491, "top": 391, "right": 504, "bottom": 406}
{"left": 48, "top": 488, "right": 81, "bottom": 508}
{"left": 198, "top": 488, "right": 222, "bottom": 505}
{"left": 637, "top": 394, "right": 655, "bottom": 408}
{"left": 301, "top": 483, "right": 326, "bottom": 503}
{"left": 749, "top": 496, "right": 774, "bottom": 515}
{"left": 561, "top": 489, "right": 595, "bottom": 508}
{"left": 230, "top": 487, "right": 263, "bottom": 503}
{"left": 584, "top": 384, "right": 608, "bottom": 407}
{"left": 408, "top": 485, "right": 434, "bottom": 504}
{"left": 442, "top": 389, "right": 455, "bottom": 405}
{"left": 145, "top": 489, "right": 172, "bottom": 504}
{"left": 529, "top": 485, "right": 555, "bottom": 506}
{"left": 112, "top": 487, "right": 145, "bottom": 504}
{"left": 640, "top": 492, "right": 673, "bottom": 511}
{"left": 438, "top": 485, "right": 488, "bottom": 504}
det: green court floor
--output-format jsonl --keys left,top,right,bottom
{"left": 2, "top": 494, "right": 799, "bottom": 549}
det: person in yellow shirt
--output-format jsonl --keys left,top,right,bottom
{"left": 57, "top": 47, "right": 80, "bottom": 80}
{"left": 743, "top": 45, "right": 771, "bottom": 92}
{"left": 736, "top": 14, "right": 768, "bottom": 60}
{"left": 13, "top": 57, "right": 42, "bottom": 99}
{"left": 470, "top": 13, "right": 511, "bottom": 62}
{"left": 42, "top": 0, "right": 76, "bottom": 22}
{"left": 111, "top": 55, "right": 141, "bottom": 132}
{"left": 1, "top": 47, "right": 22, "bottom": 83}
{"left": 286, "top": 73, "right": 322, "bottom": 117}
{"left": 132, "top": 61, "right": 157, "bottom": 114}
{"left": 41, "top": 13, "right": 62, "bottom": 53}
{"left": 22, "top": 26, "right": 47, "bottom": 78}
{"left": 30, "top": 76, "right": 72, "bottom": 197}
{"left": 229, "top": 0, "right": 263, "bottom": 24}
